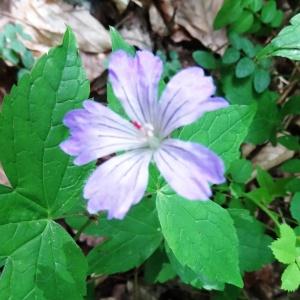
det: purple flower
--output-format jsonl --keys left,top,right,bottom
{"left": 60, "top": 50, "right": 228, "bottom": 219}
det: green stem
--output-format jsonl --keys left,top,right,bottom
{"left": 248, "top": 197, "right": 281, "bottom": 231}
{"left": 259, "top": 203, "right": 281, "bottom": 230}
{"left": 74, "top": 218, "right": 94, "bottom": 241}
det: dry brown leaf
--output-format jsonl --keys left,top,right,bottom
{"left": 80, "top": 52, "right": 107, "bottom": 82}
{"left": 252, "top": 143, "right": 294, "bottom": 171}
{"left": 154, "top": 0, "right": 227, "bottom": 54}
{"left": 131, "top": 0, "right": 151, "bottom": 7}
{"left": 78, "top": 233, "right": 104, "bottom": 247}
{"left": 0, "top": 0, "right": 12, "bottom": 32}
{"left": 119, "top": 12, "right": 153, "bottom": 50}
{"left": 0, "top": 0, "right": 111, "bottom": 80}
{"left": 0, "top": 163, "right": 10, "bottom": 187}
{"left": 10, "top": 0, "right": 111, "bottom": 54}
{"left": 111, "top": 0, "right": 130, "bottom": 13}
{"left": 149, "top": 4, "right": 168, "bottom": 37}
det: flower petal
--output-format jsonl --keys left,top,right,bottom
{"left": 158, "top": 67, "right": 228, "bottom": 137}
{"left": 60, "top": 100, "right": 145, "bottom": 166}
{"left": 154, "top": 139, "right": 225, "bottom": 200}
{"left": 108, "top": 50, "right": 163, "bottom": 126}
{"left": 84, "top": 150, "right": 152, "bottom": 219}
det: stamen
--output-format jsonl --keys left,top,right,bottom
{"left": 130, "top": 120, "right": 160, "bottom": 149}
{"left": 130, "top": 120, "right": 142, "bottom": 130}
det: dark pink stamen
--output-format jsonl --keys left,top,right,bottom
{"left": 131, "top": 120, "right": 142, "bottom": 130}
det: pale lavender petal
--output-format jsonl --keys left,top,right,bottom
{"left": 153, "top": 139, "right": 225, "bottom": 200}
{"left": 204, "top": 96, "right": 229, "bottom": 111}
{"left": 60, "top": 100, "right": 145, "bottom": 166}
{"left": 84, "top": 150, "right": 152, "bottom": 219}
{"left": 108, "top": 50, "right": 163, "bottom": 126}
{"left": 157, "top": 67, "right": 228, "bottom": 137}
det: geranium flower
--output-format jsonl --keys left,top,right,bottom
{"left": 60, "top": 50, "right": 228, "bottom": 219}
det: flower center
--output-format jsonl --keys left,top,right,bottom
{"left": 131, "top": 120, "right": 161, "bottom": 150}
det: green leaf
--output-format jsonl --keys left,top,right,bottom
{"left": 254, "top": 68, "right": 271, "bottom": 93}
{"left": 278, "top": 135, "right": 300, "bottom": 151}
{"left": 240, "top": 39, "right": 256, "bottom": 58}
{"left": 0, "top": 28, "right": 93, "bottom": 218}
{"left": 229, "top": 209, "right": 274, "bottom": 272}
{"left": 282, "top": 95, "right": 300, "bottom": 116}
{"left": 245, "top": 187, "right": 271, "bottom": 208}
{"left": 222, "top": 47, "right": 240, "bottom": 64}
{"left": 79, "top": 199, "right": 163, "bottom": 275}
{"left": 256, "top": 167, "right": 288, "bottom": 199}
{"left": 166, "top": 243, "right": 225, "bottom": 290}
{"left": 257, "top": 13, "right": 300, "bottom": 60}
{"left": 229, "top": 182, "right": 245, "bottom": 200}
{"left": 15, "top": 24, "right": 32, "bottom": 41}
{"left": 2, "top": 48, "right": 19, "bottom": 65}
{"left": 286, "top": 178, "right": 300, "bottom": 193}
{"left": 228, "top": 159, "right": 253, "bottom": 183}
{"left": 193, "top": 50, "right": 218, "bottom": 69}
{"left": 10, "top": 39, "right": 26, "bottom": 55}
{"left": 0, "top": 29, "right": 91, "bottom": 299}
{"left": 179, "top": 105, "right": 256, "bottom": 169}
{"left": 229, "top": 32, "right": 244, "bottom": 50}
{"left": 228, "top": 34, "right": 256, "bottom": 58}
{"left": 155, "top": 263, "right": 176, "bottom": 283}
{"left": 290, "top": 193, "right": 300, "bottom": 223}
{"left": 3, "top": 24, "right": 17, "bottom": 40}
{"left": 231, "top": 10, "right": 254, "bottom": 33}
{"left": 261, "top": 1, "right": 277, "bottom": 24}
{"left": 222, "top": 72, "right": 255, "bottom": 105}
{"left": 109, "top": 26, "right": 135, "bottom": 55}
{"left": 144, "top": 248, "right": 176, "bottom": 284}
{"left": 235, "top": 57, "right": 255, "bottom": 78}
{"left": 17, "top": 68, "right": 30, "bottom": 81}
{"left": 107, "top": 82, "right": 127, "bottom": 117}
{"left": 0, "top": 32, "right": 4, "bottom": 48}
{"left": 248, "top": 0, "right": 262, "bottom": 12}
{"left": 281, "top": 159, "right": 300, "bottom": 173}
{"left": 271, "top": 224, "right": 297, "bottom": 264}
{"left": 281, "top": 263, "right": 300, "bottom": 292}
{"left": 21, "top": 50, "right": 35, "bottom": 69}
{"left": 246, "top": 91, "right": 280, "bottom": 144}
{"left": 214, "top": 0, "right": 243, "bottom": 29}
{"left": 270, "top": 10, "right": 284, "bottom": 28}
{"left": 257, "top": 167, "right": 276, "bottom": 192}
{"left": 156, "top": 193, "right": 243, "bottom": 287}
{"left": 0, "top": 220, "right": 87, "bottom": 300}
{"left": 259, "top": 57, "right": 272, "bottom": 69}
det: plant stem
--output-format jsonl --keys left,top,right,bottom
{"left": 256, "top": 202, "right": 281, "bottom": 230}
{"left": 74, "top": 218, "right": 94, "bottom": 241}
{"left": 247, "top": 196, "right": 281, "bottom": 232}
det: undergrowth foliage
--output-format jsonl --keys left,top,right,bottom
{"left": 0, "top": 4, "right": 299, "bottom": 299}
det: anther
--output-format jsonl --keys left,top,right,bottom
{"left": 130, "top": 120, "right": 142, "bottom": 130}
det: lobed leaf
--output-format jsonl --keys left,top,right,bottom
{"left": 0, "top": 28, "right": 92, "bottom": 299}
{"left": 281, "top": 262, "right": 300, "bottom": 292}
{"left": 0, "top": 28, "right": 93, "bottom": 218}
{"left": 271, "top": 224, "right": 297, "bottom": 264}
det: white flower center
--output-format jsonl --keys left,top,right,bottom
{"left": 143, "top": 123, "right": 160, "bottom": 149}
{"left": 132, "top": 120, "right": 161, "bottom": 150}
